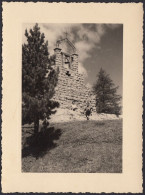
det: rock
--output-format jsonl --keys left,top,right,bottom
{"left": 49, "top": 108, "right": 121, "bottom": 123}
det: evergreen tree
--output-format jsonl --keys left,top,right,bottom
{"left": 93, "top": 68, "right": 121, "bottom": 116}
{"left": 22, "top": 24, "right": 59, "bottom": 134}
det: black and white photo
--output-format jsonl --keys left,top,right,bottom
{"left": 22, "top": 23, "right": 123, "bottom": 173}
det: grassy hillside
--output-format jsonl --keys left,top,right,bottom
{"left": 22, "top": 119, "right": 122, "bottom": 173}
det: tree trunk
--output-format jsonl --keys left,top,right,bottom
{"left": 34, "top": 118, "right": 39, "bottom": 134}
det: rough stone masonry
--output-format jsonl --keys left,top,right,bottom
{"left": 52, "top": 36, "right": 96, "bottom": 113}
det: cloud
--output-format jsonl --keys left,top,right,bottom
{"left": 23, "top": 23, "right": 120, "bottom": 57}
{"left": 78, "top": 62, "right": 88, "bottom": 77}
{"left": 72, "top": 24, "right": 108, "bottom": 63}
{"left": 22, "top": 23, "right": 121, "bottom": 80}
{"left": 41, "top": 23, "right": 80, "bottom": 53}
{"left": 75, "top": 41, "right": 92, "bottom": 62}
{"left": 23, "top": 23, "right": 79, "bottom": 54}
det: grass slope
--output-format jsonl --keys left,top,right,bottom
{"left": 22, "top": 119, "right": 122, "bottom": 173}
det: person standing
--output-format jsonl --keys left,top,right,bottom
{"left": 84, "top": 103, "right": 92, "bottom": 120}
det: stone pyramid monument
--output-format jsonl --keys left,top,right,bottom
{"left": 52, "top": 33, "right": 96, "bottom": 113}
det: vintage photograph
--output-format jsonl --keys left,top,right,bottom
{"left": 22, "top": 23, "right": 123, "bottom": 173}
{"left": 2, "top": 2, "right": 143, "bottom": 192}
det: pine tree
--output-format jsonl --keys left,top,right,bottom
{"left": 93, "top": 68, "right": 122, "bottom": 116}
{"left": 22, "top": 24, "right": 59, "bottom": 134}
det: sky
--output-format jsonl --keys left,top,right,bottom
{"left": 23, "top": 23, "right": 123, "bottom": 96}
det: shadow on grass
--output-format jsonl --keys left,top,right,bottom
{"left": 22, "top": 127, "right": 62, "bottom": 159}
